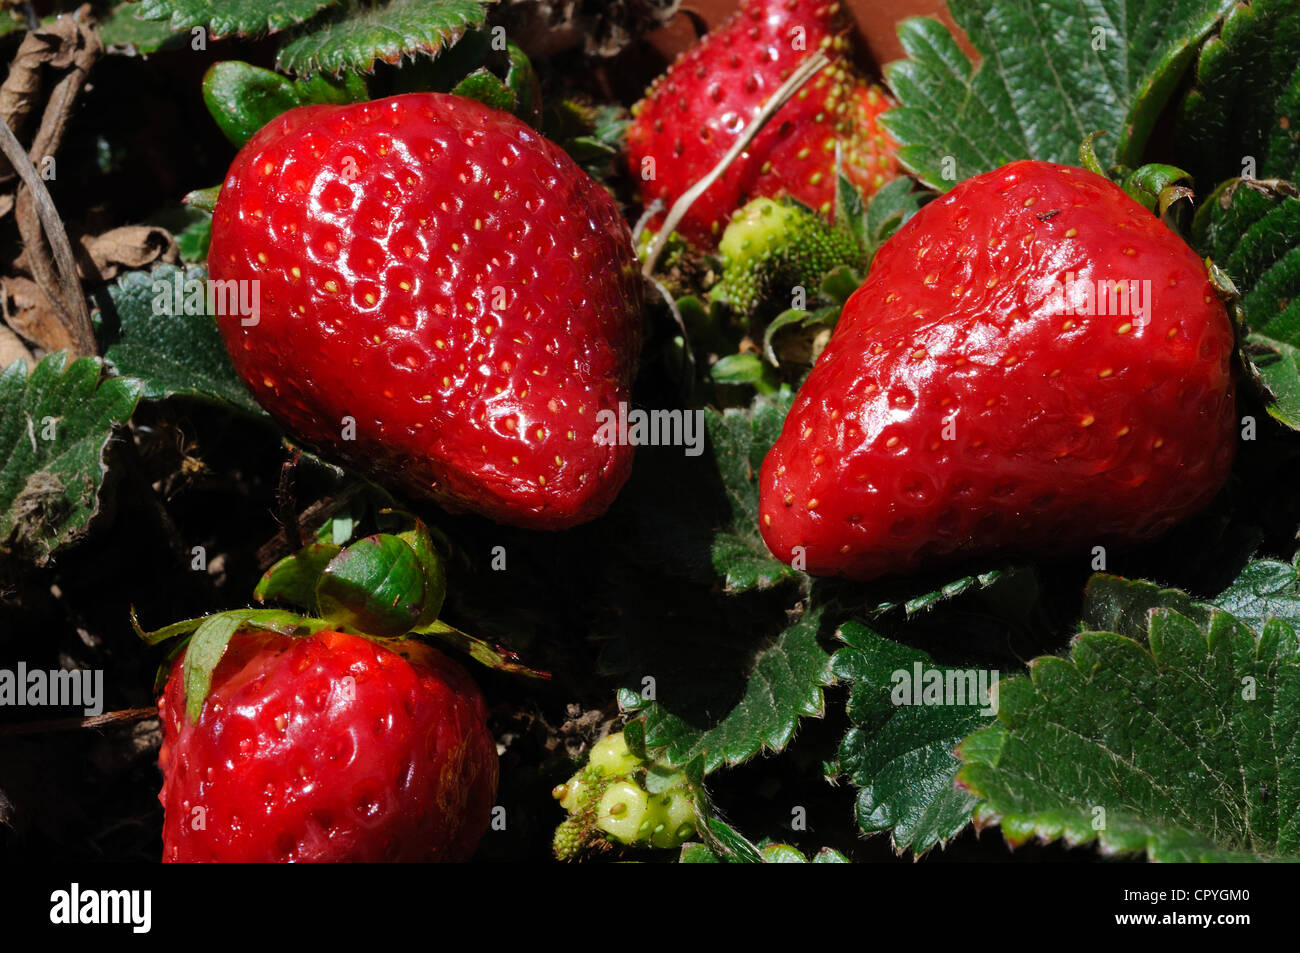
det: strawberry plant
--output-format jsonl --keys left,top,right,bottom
{"left": 0, "top": 0, "right": 1298, "bottom": 878}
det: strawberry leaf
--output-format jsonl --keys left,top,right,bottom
{"left": 706, "top": 389, "right": 801, "bottom": 593}
{"left": 202, "top": 60, "right": 367, "bottom": 147}
{"left": 1212, "top": 555, "right": 1300, "bottom": 633}
{"left": 620, "top": 606, "right": 834, "bottom": 775}
{"left": 957, "top": 602, "right": 1300, "bottom": 861}
{"left": 100, "top": 4, "right": 186, "bottom": 53}
{"left": 98, "top": 264, "right": 267, "bottom": 417}
{"left": 1080, "top": 573, "right": 1207, "bottom": 638}
{"left": 883, "top": 0, "right": 1234, "bottom": 188}
{"left": 1175, "top": 0, "right": 1300, "bottom": 186}
{"left": 829, "top": 622, "right": 984, "bottom": 853}
{"left": 1192, "top": 178, "right": 1300, "bottom": 427}
{"left": 135, "top": 0, "right": 339, "bottom": 37}
{"left": 0, "top": 353, "right": 141, "bottom": 565}
{"left": 276, "top": 0, "right": 491, "bottom": 76}
{"left": 172, "top": 208, "right": 212, "bottom": 263}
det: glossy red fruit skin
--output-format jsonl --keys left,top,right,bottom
{"left": 210, "top": 93, "right": 643, "bottom": 530}
{"left": 760, "top": 160, "right": 1238, "bottom": 580}
{"left": 158, "top": 629, "right": 497, "bottom": 863}
{"left": 627, "top": 0, "right": 895, "bottom": 247}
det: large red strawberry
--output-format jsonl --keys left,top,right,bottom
{"left": 760, "top": 160, "right": 1237, "bottom": 580}
{"left": 209, "top": 93, "right": 643, "bottom": 530}
{"left": 627, "top": 0, "right": 898, "bottom": 247}
{"left": 158, "top": 627, "right": 497, "bottom": 862}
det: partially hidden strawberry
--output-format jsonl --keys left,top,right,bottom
{"left": 627, "top": 0, "right": 899, "bottom": 248}
{"left": 760, "top": 160, "right": 1238, "bottom": 580}
{"left": 158, "top": 627, "right": 497, "bottom": 862}
{"left": 209, "top": 93, "right": 643, "bottom": 530}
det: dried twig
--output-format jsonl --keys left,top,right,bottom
{"left": 640, "top": 50, "right": 831, "bottom": 277}
{"left": 0, "top": 8, "right": 101, "bottom": 358}
{"left": 256, "top": 482, "right": 369, "bottom": 569}
{"left": 0, "top": 706, "right": 157, "bottom": 737}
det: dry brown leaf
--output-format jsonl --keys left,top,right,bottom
{"left": 79, "top": 226, "right": 179, "bottom": 280}
{"left": 1, "top": 275, "right": 76, "bottom": 356}
{"left": 0, "top": 321, "right": 34, "bottom": 370}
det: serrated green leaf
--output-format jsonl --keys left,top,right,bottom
{"left": 1193, "top": 180, "right": 1300, "bottom": 340}
{"left": 1081, "top": 573, "right": 1207, "bottom": 640}
{"left": 882, "top": 0, "right": 1234, "bottom": 189}
{"left": 1176, "top": 0, "right": 1300, "bottom": 186}
{"left": 174, "top": 209, "right": 212, "bottom": 263}
{"left": 101, "top": 5, "right": 187, "bottom": 53}
{"left": 202, "top": 60, "right": 367, "bottom": 147}
{"left": 276, "top": 0, "right": 489, "bottom": 76}
{"left": 958, "top": 607, "right": 1300, "bottom": 861}
{"left": 136, "top": 0, "right": 338, "bottom": 37}
{"left": 625, "top": 607, "right": 833, "bottom": 775}
{"left": 1245, "top": 335, "right": 1300, "bottom": 428}
{"left": 814, "top": 565, "right": 1023, "bottom": 618}
{"left": 831, "top": 622, "right": 983, "bottom": 853}
{"left": 1213, "top": 555, "right": 1300, "bottom": 634}
{"left": 706, "top": 389, "right": 799, "bottom": 593}
{"left": 98, "top": 264, "right": 266, "bottom": 416}
{"left": 0, "top": 353, "right": 141, "bottom": 564}
{"left": 1191, "top": 178, "right": 1300, "bottom": 426}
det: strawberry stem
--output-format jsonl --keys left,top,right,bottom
{"left": 640, "top": 50, "right": 832, "bottom": 278}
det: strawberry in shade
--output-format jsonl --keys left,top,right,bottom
{"left": 157, "top": 628, "right": 497, "bottom": 862}
{"left": 145, "top": 518, "right": 505, "bottom": 862}
{"left": 209, "top": 93, "right": 643, "bottom": 530}
{"left": 627, "top": 0, "right": 900, "bottom": 247}
{"left": 759, "top": 160, "right": 1238, "bottom": 580}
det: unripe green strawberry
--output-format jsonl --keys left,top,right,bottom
{"left": 649, "top": 789, "right": 697, "bottom": 849}
{"left": 587, "top": 731, "right": 642, "bottom": 777}
{"left": 551, "top": 731, "right": 697, "bottom": 858}
{"left": 713, "top": 197, "right": 862, "bottom": 316}
{"left": 595, "top": 780, "right": 652, "bottom": 842}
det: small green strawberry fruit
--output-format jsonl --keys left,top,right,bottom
{"left": 713, "top": 198, "right": 862, "bottom": 317}
{"left": 551, "top": 731, "right": 697, "bottom": 859}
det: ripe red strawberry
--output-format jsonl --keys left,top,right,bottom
{"left": 158, "top": 628, "right": 497, "bottom": 862}
{"left": 627, "top": 0, "right": 898, "bottom": 247}
{"left": 760, "top": 160, "right": 1237, "bottom": 580}
{"left": 209, "top": 93, "right": 643, "bottom": 530}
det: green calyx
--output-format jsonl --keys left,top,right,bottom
{"left": 711, "top": 198, "right": 864, "bottom": 318}
{"left": 255, "top": 512, "right": 447, "bottom": 635}
{"left": 1079, "top": 133, "right": 1194, "bottom": 221}
{"left": 551, "top": 731, "right": 698, "bottom": 860}
{"left": 135, "top": 515, "right": 455, "bottom": 724}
